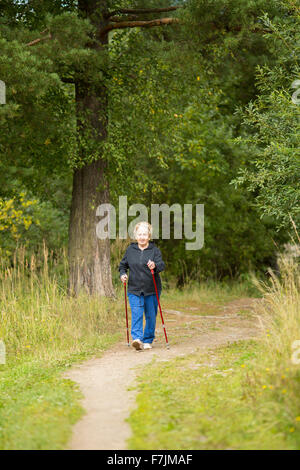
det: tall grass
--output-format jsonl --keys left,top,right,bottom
{"left": 251, "top": 217, "right": 300, "bottom": 361}
{"left": 242, "top": 227, "right": 300, "bottom": 437}
{"left": 0, "top": 243, "right": 124, "bottom": 365}
{"left": 253, "top": 253, "right": 300, "bottom": 363}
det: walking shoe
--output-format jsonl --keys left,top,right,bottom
{"left": 132, "top": 339, "right": 143, "bottom": 351}
{"left": 143, "top": 343, "right": 152, "bottom": 350}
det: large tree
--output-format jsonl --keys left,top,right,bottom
{"left": 1, "top": 0, "right": 296, "bottom": 292}
{"left": 0, "top": 1, "right": 181, "bottom": 296}
{"left": 66, "top": 2, "right": 181, "bottom": 296}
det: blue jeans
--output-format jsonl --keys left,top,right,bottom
{"left": 128, "top": 292, "right": 161, "bottom": 344}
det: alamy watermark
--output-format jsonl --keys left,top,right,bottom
{"left": 0, "top": 80, "right": 6, "bottom": 104}
{"left": 95, "top": 196, "right": 204, "bottom": 250}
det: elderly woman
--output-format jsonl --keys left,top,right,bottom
{"left": 119, "top": 221, "right": 166, "bottom": 351}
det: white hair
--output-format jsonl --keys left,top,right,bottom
{"left": 133, "top": 221, "right": 153, "bottom": 240}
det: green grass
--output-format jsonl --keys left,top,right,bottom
{"left": 127, "top": 250, "right": 300, "bottom": 450}
{"left": 0, "top": 358, "right": 83, "bottom": 450}
{"left": 127, "top": 339, "right": 300, "bottom": 450}
{"left": 0, "top": 243, "right": 297, "bottom": 449}
{"left": 0, "top": 243, "right": 257, "bottom": 450}
{"left": 0, "top": 332, "right": 122, "bottom": 450}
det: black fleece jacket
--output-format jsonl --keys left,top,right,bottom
{"left": 118, "top": 241, "right": 166, "bottom": 296}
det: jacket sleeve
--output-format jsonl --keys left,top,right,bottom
{"left": 153, "top": 246, "right": 166, "bottom": 274}
{"left": 118, "top": 249, "right": 129, "bottom": 278}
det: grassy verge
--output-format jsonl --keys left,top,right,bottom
{"left": 127, "top": 252, "right": 300, "bottom": 450}
{"left": 0, "top": 333, "right": 120, "bottom": 450}
{"left": 127, "top": 338, "right": 300, "bottom": 450}
{"left": 0, "top": 243, "right": 259, "bottom": 449}
{"left": 0, "top": 245, "right": 124, "bottom": 449}
{"left": 161, "top": 276, "right": 262, "bottom": 309}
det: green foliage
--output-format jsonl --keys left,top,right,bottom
{"left": 230, "top": 4, "right": 300, "bottom": 229}
{"left": 0, "top": 164, "right": 71, "bottom": 258}
{"left": 104, "top": 1, "right": 290, "bottom": 280}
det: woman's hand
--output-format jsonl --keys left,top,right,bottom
{"left": 120, "top": 274, "right": 128, "bottom": 283}
{"left": 147, "top": 259, "right": 156, "bottom": 270}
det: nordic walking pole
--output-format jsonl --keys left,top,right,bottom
{"left": 150, "top": 268, "right": 170, "bottom": 349}
{"left": 123, "top": 280, "right": 130, "bottom": 347}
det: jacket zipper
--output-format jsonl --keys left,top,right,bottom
{"left": 140, "top": 249, "right": 144, "bottom": 294}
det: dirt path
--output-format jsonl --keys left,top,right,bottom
{"left": 63, "top": 297, "right": 263, "bottom": 450}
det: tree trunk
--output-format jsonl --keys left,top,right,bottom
{"left": 68, "top": 0, "right": 115, "bottom": 297}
